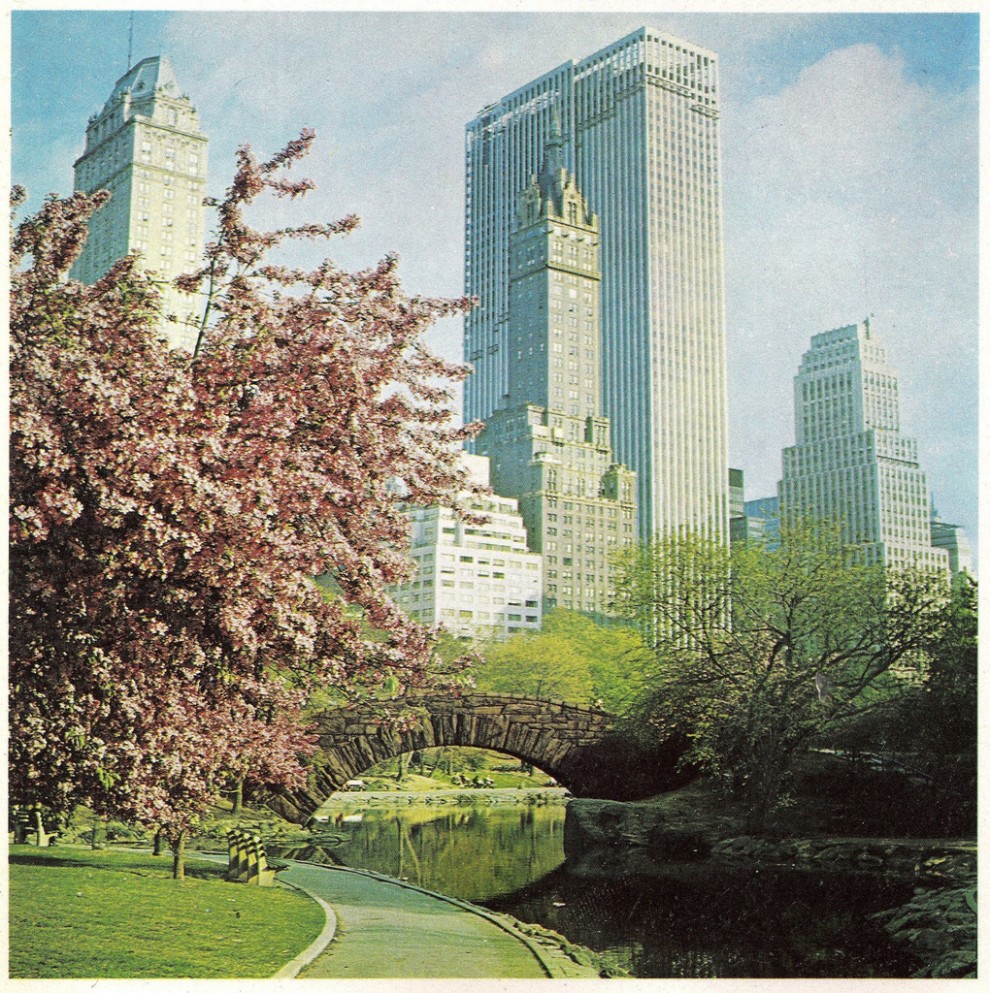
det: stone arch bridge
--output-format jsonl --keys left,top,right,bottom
{"left": 266, "top": 692, "right": 687, "bottom": 824}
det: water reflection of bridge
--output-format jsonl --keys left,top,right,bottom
{"left": 267, "top": 692, "right": 687, "bottom": 823}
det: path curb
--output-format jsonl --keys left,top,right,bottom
{"left": 270, "top": 878, "right": 338, "bottom": 979}
{"left": 186, "top": 850, "right": 338, "bottom": 979}
{"left": 284, "top": 859, "right": 576, "bottom": 977}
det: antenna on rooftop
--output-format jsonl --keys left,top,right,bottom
{"left": 127, "top": 11, "right": 134, "bottom": 70}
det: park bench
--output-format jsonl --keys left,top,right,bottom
{"left": 225, "top": 829, "right": 290, "bottom": 887}
{"left": 10, "top": 805, "right": 56, "bottom": 847}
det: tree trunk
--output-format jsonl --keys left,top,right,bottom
{"left": 171, "top": 831, "right": 186, "bottom": 880}
{"left": 153, "top": 829, "right": 165, "bottom": 856}
{"left": 396, "top": 752, "right": 408, "bottom": 783}
{"left": 33, "top": 809, "right": 49, "bottom": 847}
{"left": 232, "top": 778, "right": 243, "bottom": 816}
{"left": 744, "top": 754, "right": 790, "bottom": 834}
{"left": 90, "top": 819, "right": 106, "bottom": 849}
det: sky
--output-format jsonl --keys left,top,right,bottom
{"left": 10, "top": 5, "right": 981, "bottom": 556}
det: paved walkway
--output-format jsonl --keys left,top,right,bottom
{"left": 193, "top": 851, "right": 597, "bottom": 978}
{"left": 277, "top": 861, "right": 560, "bottom": 978}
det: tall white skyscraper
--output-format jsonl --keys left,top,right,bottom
{"left": 780, "top": 318, "right": 949, "bottom": 573}
{"left": 465, "top": 27, "right": 728, "bottom": 543}
{"left": 71, "top": 56, "right": 208, "bottom": 352}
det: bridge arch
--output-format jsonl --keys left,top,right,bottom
{"left": 267, "top": 692, "right": 688, "bottom": 824}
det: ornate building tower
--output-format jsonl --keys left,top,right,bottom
{"left": 465, "top": 28, "right": 728, "bottom": 544}
{"left": 71, "top": 56, "right": 208, "bottom": 352}
{"left": 779, "top": 318, "right": 949, "bottom": 572}
{"left": 476, "top": 130, "right": 636, "bottom": 617}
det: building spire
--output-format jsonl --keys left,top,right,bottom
{"left": 537, "top": 103, "right": 566, "bottom": 209}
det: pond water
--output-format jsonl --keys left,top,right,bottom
{"left": 277, "top": 794, "right": 917, "bottom": 979}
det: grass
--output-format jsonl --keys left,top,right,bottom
{"left": 358, "top": 769, "right": 545, "bottom": 792}
{"left": 8, "top": 844, "right": 326, "bottom": 978}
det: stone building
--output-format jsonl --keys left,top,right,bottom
{"left": 476, "top": 130, "right": 636, "bottom": 617}
{"left": 71, "top": 56, "right": 208, "bottom": 352}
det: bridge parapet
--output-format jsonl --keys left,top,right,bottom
{"left": 266, "top": 691, "right": 686, "bottom": 824}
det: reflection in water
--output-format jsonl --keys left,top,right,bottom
{"left": 281, "top": 799, "right": 566, "bottom": 904}
{"left": 279, "top": 797, "right": 916, "bottom": 979}
{"left": 485, "top": 860, "right": 916, "bottom": 978}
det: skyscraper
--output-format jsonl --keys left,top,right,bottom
{"left": 465, "top": 27, "right": 728, "bottom": 543}
{"left": 779, "top": 318, "right": 949, "bottom": 572}
{"left": 475, "top": 131, "right": 636, "bottom": 617}
{"left": 71, "top": 56, "right": 208, "bottom": 352}
{"left": 929, "top": 508, "right": 973, "bottom": 576}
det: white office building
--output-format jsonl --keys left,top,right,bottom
{"left": 390, "top": 455, "right": 543, "bottom": 640}
{"left": 465, "top": 27, "right": 728, "bottom": 543}
{"left": 71, "top": 56, "right": 208, "bottom": 352}
{"left": 780, "top": 318, "right": 949, "bottom": 573}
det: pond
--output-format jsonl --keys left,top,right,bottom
{"left": 276, "top": 793, "right": 917, "bottom": 979}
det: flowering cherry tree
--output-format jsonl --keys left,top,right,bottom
{"left": 9, "top": 133, "right": 479, "bottom": 876}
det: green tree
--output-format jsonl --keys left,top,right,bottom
{"left": 472, "top": 610, "right": 648, "bottom": 710}
{"left": 859, "top": 572, "right": 978, "bottom": 833}
{"left": 919, "top": 573, "right": 978, "bottom": 759}
{"left": 614, "top": 521, "right": 949, "bottom": 830}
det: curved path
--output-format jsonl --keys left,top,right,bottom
{"left": 194, "top": 852, "right": 598, "bottom": 978}
{"left": 282, "top": 861, "right": 554, "bottom": 978}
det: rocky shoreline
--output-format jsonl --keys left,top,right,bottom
{"left": 563, "top": 795, "right": 977, "bottom": 979}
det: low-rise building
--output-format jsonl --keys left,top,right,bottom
{"left": 930, "top": 510, "right": 974, "bottom": 576}
{"left": 390, "top": 454, "right": 543, "bottom": 640}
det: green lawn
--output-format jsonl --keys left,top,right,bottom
{"left": 9, "top": 844, "right": 325, "bottom": 978}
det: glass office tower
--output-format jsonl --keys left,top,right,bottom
{"left": 465, "top": 27, "right": 728, "bottom": 542}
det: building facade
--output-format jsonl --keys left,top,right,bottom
{"left": 930, "top": 510, "right": 973, "bottom": 576}
{"left": 742, "top": 495, "right": 779, "bottom": 548}
{"left": 71, "top": 56, "right": 208, "bottom": 352}
{"left": 465, "top": 27, "right": 728, "bottom": 544}
{"left": 389, "top": 455, "right": 543, "bottom": 640}
{"left": 779, "top": 318, "right": 948, "bottom": 572}
{"left": 475, "top": 132, "right": 636, "bottom": 617}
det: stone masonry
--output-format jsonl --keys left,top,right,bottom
{"left": 267, "top": 692, "right": 617, "bottom": 823}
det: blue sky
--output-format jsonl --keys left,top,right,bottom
{"left": 10, "top": 8, "right": 980, "bottom": 556}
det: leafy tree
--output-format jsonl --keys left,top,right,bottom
{"left": 473, "top": 609, "right": 648, "bottom": 710}
{"left": 613, "top": 521, "right": 949, "bottom": 830}
{"left": 917, "top": 573, "right": 978, "bottom": 760}
{"left": 9, "top": 133, "right": 477, "bottom": 876}
{"left": 851, "top": 572, "right": 978, "bottom": 833}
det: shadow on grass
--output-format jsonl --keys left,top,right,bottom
{"left": 10, "top": 852, "right": 98, "bottom": 869}
{"left": 9, "top": 848, "right": 228, "bottom": 881}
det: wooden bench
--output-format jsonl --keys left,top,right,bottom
{"left": 225, "top": 829, "right": 289, "bottom": 887}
